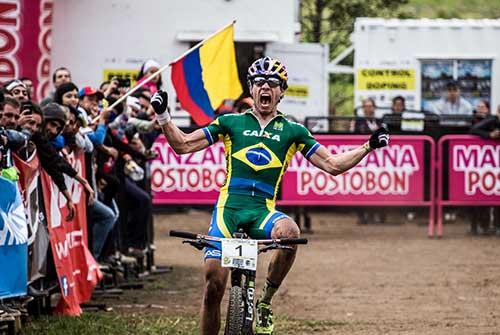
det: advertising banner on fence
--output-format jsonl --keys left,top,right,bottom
{"left": 151, "top": 135, "right": 428, "bottom": 205}
{"left": 0, "top": 0, "right": 53, "bottom": 101}
{"left": 151, "top": 135, "right": 226, "bottom": 204}
{"left": 41, "top": 152, "right": 101, "bottom": 315}
{"left": 448, "top": 137, "right": 500, "bottom": 201}
{"left": 282, "top": 135, "right": 426, "bottom": 203}
{"left": 13, "top": 152, "right": 50, "bottom": 282}
{"left": 0, "top": 176, "right": 28, "bottom": 298}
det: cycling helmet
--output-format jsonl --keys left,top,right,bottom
{"left": 247, "top": 57, "right": 288, "bottom": 90}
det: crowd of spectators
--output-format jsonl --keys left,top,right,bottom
{"left": 0, "top": 60, "right": 165, "bottom": 307}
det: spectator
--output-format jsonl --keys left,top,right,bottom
{"left": 0, "top": 97, "right": 21, "bottom": 129}
{"left": 16, "top": 101, "right": 43, "bottom": 159}
{"left": 472, "top": 100, "right": 490, "bottom": 125}
{"left": 41, "top": 67, "right": 72, "bottom": 106}
{"left": 54, "top": 82, "right": 79, "bottom": 109}
{"left": 432, "top": 80, "right": 473, "bottom": 116}
{"left": 469, "top": 104, "right": 500, "bottom": 234}
{"left": 137, "top": 59, "right": 162, "bottom": 94}
{"left": 470, "top": 103, "right": 500, "bottom": 140}
{"left": 351, "top": 98, "right": 382, "bottom": 133}
{"left": 30, "top": 103, "right": 94, "bottom": 220}
{"left": 391, "top": 95, "right": 405, "bottom": 114}
{"left": 5, "top": 80, "right": 29, "bottom": 102}
{"left": 20, "top": 77, "right": 34, "bottom": 100}
{"left": 78, "top": 86, "right": 104, "bottom": 121}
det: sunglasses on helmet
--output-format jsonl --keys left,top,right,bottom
{"left": 252, "top": 76, "right": 282, "bottom": 88}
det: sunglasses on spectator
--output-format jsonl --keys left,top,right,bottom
{"left": 252, "top": 76, "right": 282, "bottom": 88}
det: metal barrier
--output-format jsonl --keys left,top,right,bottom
{"left": 435, "top": 135, "right": 500, "bottom": 237}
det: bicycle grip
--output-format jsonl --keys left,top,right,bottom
{"left": 279, "top": 238, "right": 308, "bottom": 245}
{"left": 169, "top": 230, "right": 199, "bottom": 240}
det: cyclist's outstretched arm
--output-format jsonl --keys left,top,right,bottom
{"left": 161, "top": 122, "right": 210, "bottom": 154}
{"left": 308, "top": 127, "right": 390, "bottom": 176}
{"left": 150, "top": 90, "right": 210, "bottom": 154}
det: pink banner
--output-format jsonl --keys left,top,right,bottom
{"left": 151, "top": 135, "right": 432, "bottom": 206}
{"left": 151, "top": 135, "right": 226, "bottom": 204}
{"left": 281, "top": 135, "right": 428, "bottom": 204}
{"left": 446, "top": 136, "right": 500, "bottom": 201}
{"left": 0, "top": 0, "right": 52, "bottom": 101}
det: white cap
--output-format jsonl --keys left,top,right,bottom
{"left": 143, "top": 59, "right": 161, "bottom": 73}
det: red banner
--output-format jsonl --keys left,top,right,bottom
{"left": 41, "top": 152, "right": 101, "bottom": 315}
{"left": 0, "top": 0, "right": 53, "bottom": 101}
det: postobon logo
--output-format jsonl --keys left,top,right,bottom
{"left": 37, "top": 0, "right": 53, "bottom": 101}
{"left": 0, "top": 2, "right": 21, "bottom": 82}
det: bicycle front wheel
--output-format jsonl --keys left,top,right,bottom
{"left": 224, "top": 286, "right": 245, "bottom": 335}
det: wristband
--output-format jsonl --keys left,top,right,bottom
{"left": 363, "top": 141, "right": 373, "bottom": 153}
{"left": 156, "top": 111, "right": 171, "bottom": 125}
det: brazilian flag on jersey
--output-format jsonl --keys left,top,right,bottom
{"left": 202, "top": 110, "right": 320, "bottom": 207}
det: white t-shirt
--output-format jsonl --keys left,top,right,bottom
{"left": 432, "top": 97, "right": 473, "bottom": 115}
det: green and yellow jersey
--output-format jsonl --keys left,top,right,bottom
{"left": 202, "top": 110, "right": 320, "bottom": 209}
{"left": 202, "top": 110, "right": 319, "bottom": 258}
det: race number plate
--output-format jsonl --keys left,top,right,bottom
{"left": 221, "top": 239, "right": 258, "bottom": 271}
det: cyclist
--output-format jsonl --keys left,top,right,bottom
{"left": 151, "top": 57, "right": 389, "bottom": 335}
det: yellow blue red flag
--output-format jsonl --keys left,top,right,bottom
{"left": 171, "top": 24, "right": 242, "bottom": 126}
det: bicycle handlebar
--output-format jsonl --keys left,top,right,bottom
{"left": 274, "top": 238, "right": 308, "bottom": 245}
{"left": 169, "top": 230, "right": 199, "bottom": 240}
{"left": 170, "top": 230, "right": 308, "bottom": 246}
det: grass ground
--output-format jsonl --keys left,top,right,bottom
{"left": 25, "top": 313, "right": 349, "bottom": 335}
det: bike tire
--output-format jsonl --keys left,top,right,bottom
{"left": 224, "top": 286, "right": 245, "bottom": 335}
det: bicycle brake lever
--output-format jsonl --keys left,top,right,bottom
{"left": 183, "top": 240, "right": 205, "bottom": 250}
{"left": 183, "top": 240, "right": 220, "bottom": 251}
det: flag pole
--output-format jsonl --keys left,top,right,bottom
{"left": 100, "top": 20, "right": 236, "bottom": 118}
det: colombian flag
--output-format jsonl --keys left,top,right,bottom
{"left": 171, "top": 24, "right": 243, "bottom": 126}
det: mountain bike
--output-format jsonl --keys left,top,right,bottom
{"left": 169, "top": 229, "right": 308, "bottom": 335}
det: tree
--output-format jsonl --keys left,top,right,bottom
{"left": 300, "top": 0, "right": 409, "bottom": 116}
{"left": 301, "top": 0, "right": 409, "bottom": 56}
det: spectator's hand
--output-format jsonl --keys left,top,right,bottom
{"left": 489, "top": 129, "right": 500, "bottom": 139}
{"left": 100, "top": 108, "right": 113, "bottom": 123}
{"left": 151, "top": 90, "right": 171, "bottom": 125}
{"left": 17, "top": 113, "right": 33, "bottom": 128}
{"left": 66, "top": 200, "right": 75, "bottom": 221}
{"left": 369, "top": 126, "right": 390, "bottom": 149}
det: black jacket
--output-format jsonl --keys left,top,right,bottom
{"left": 31, "top": 132, "right": 77, "bottom": 192}
{"left": 470, "top": 115, "right": 500, "bottom": 139}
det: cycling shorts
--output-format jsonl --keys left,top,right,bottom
{"left": 204, "top": 194, "right": 289, "bottom": 260}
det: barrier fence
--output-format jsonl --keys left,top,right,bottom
{"left": 0, "top": 151, "right": 101, "bottom": 315}
{"left": 435, "top": 135, "right": 500, "bottom": 238}
{"left": 151, "top": 134, "right": 499, "bottom": 238}
{"left": 151, "top": 135, "right": 436, "bottom": 230}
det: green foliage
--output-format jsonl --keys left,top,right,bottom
{"left": 401, "top": 0, "right": 500, "bottom": 19}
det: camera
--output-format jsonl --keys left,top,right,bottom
{"left": 116, "top": 77, "right": 131, "bottom": 88}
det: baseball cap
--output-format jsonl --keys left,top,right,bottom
{"left": 78, "top": 86, "right": 104, "bottom": 99}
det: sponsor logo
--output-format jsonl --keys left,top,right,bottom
{"left": 273, "top": 121, "right": 283, "bottom": 131}
{"left": 243, "top": 130, "right": 280, "bottom": 142}
{"left": 60, "top": 276, "right": 70, "bottom": 296}
{"left": 205, "top": 249, "right": 221, "bottom": 258}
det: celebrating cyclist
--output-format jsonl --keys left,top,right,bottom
{"left": 151, "top": 57, "right": 389, "bottom": 335}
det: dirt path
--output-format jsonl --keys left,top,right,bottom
{"left": 132, "top": 209, "right": 500, "bottom": 334}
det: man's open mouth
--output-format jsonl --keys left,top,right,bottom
{"left": 260, "top": 93, "right": 272, "bottom": 106}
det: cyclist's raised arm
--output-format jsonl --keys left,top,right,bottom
{"left": 294, "top": 123, "right": 390, "bottom": 176}
{"left": 150, "top": 90, "right": 213, "bottom": 154}
{"left": 308, "top": 144, "right": 369, "bottom": 176}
